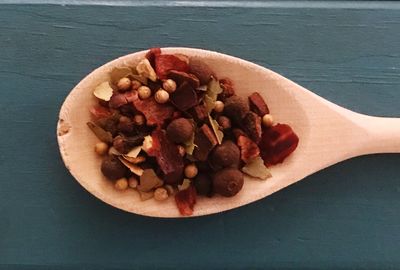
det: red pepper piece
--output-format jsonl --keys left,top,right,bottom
{"left": 168, "top": 70, "right": 200, "bottom": 89}
{"left": 193, "top": 124, "right": 218, "bottom": 161}
{"left": 133, "top": 97, "right": 175, "bottom": 126}
{"left": 175, "top": 185, "right": 197, "bottom": 216}
{"left": 218, "top": 78, "right": 235, "bottom": 101}
{"left": 155, "top": 54, "right": 189, "bottom": 80}
{"left": 190, "top": 104, "right": 208, "bottom": 123}
{"left": 170, "top": 82, "right": 198, "bottom": 111}
{"left": 145, "top": 47, "right": 161, "bottom": 68}
{"left": 90, "top": 105, "right": 112, "bottom": 119}
{"left": 242, "top": 112, "right": 262, "bottom": 144}
{"left": 144, "top": 130, "right": 161, "bottom": 157}
{"left": 248, "top": 92, "right": 269, "bottom": 116}
{"left": 259, "top": 124, "right": 299, "bottom": 165}
{"left": 109, "top": 91, "right": 139, "bottom": 109}
{"left": 151, "top": 129, "right": 184, "bottom": 184}
{"left": 237, "top": 135, "right": 260, "bottom": 163}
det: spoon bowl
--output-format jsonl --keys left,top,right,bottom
{"left": 57, "top": 47, "right": 400, "bottom": 217}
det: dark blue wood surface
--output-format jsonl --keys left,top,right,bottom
{"left": 1, "top": 4, "right": 400, "bottom": 269}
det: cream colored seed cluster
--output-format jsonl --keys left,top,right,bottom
{"left": 117, "top": 72, "right": 177, "bottom": 104}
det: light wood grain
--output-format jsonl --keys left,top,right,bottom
{"left": 57, "top": 48, "right": 400, "bottom": 217}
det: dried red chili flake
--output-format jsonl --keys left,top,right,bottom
{"left": 170, "top": 82, "right": 198, "bottom": 111}
{"left": 150, "top": 129, "right": 184, "bottom": 184}
{"left": 145, "top": 47, "right": 161, "bottom": 68}
{"left": 90, "top": 105, "right": 112, "bottom": 119}
{"left": 109, "top": 91, "right": 139, "bottom": 109}
{"left": 175, "top": 185, "right": 197, "bottom": 216}
{"left": 190, "top": 104, "right": 208, "bottom": 123}
{"left": 155, "top": 54, "right": 189, "bottom": 80}
{"left": 109, "top": 93, "right": 128, "bottom": 108}
{"left": 259, "top": 124, "right": 299, "bottom": 165}
{"left": 144, "top": 132, "right": 161, "bottom": 157}
{"left": 248, "top": 92, "right": 269, "bottom": 116}
{"left": 168, "top": 70, "right": 200, "bottom": 89}
{"left": 133, "top": 97, "right": 175, "bottom": 126}
{"left": 124, "top": 90, "right": 139, "bottom": 103}
{"left": 193, "top": 124, "right": 218, "bottom": 161}
{"left": 242, "top": 112, "right": 262, "bottom": 144}
{"left": 237, "top": 135, "right": 260, "bottom": 163}
{"left": 218, "top": 78, "right": 235, "bottom": 100}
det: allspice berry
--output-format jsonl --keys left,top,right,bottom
{"left": 211, "top": 140, "right": 240, "bottom": 168}
{"left": 166, "top": 118, "right": 194, "bottom": 144}
{"left": 213, "top": 168, "right": 244, "bottom": 197}
{"left": 224, "top": 95, "right": 249, "bottom": 122}
{"left": 101, "top": 155, "right": 128, "bottom": 180}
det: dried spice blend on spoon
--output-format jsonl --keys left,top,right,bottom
{"left": 88, "top": 48, "right": 299, "bottom": 216}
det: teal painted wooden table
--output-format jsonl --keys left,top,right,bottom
{"left": 1, "top": 2, "right": 400, "bottom": 269}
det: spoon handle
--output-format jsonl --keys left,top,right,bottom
{"left": 357, "top": 115, "right": 400, "bottom": 154}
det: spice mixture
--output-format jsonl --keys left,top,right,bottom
{"left": 88, "top": 48, "right": 299, "bottom": 216}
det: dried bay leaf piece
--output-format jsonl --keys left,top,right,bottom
{"left": 196, "top": 85, "right": 207, "bottom": 92}
{"left": 136, "top": 58, "right": 157, "bottom": 82}
{"left": 110, "top": 67, "right": 133, "bottom": 82}
{"left": 241, "top": 156, "right": 272, "bottom": 180}
{"left": 184, "top": 130, "right": 196, "bottom": 155}
{"left": 87, "top": 122, "right": 113, "bottom": 143}
{"left": 108, "top": 146, "right": 122, "bottom": 156}
{"left": 204, "top": 95, "right": 215, "bottom": 114}
{"left": 204, "top": 77, "right": 223, "bottom": 113}
{"left": 130, "top": 74, "right": 148, "bottom": 85}
{"left": 208, "top": 115, "right": 224, "bottom": 145}
{"left": 137, "top": 169, "right": 163, "bottom": 192}
{"left": 207, "top": 77, "right": 223, "bottom": 96}
{"left": 93, "top": 81, "right": 113, "bottom": 101}
{"left": 118, "top": 157, "right": 144, "bottom": 176}
{"left": 125, "top": 145, "right": 142, "bottom": 158}
{"left": 122, "top": 155, "right": 146, "bottom": 164}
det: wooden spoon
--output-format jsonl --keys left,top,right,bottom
{"left": 57, "top": 48, "right": 400, "bottom": 218}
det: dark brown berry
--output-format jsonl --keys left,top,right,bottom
{"left": 213, "top": 168, "right": 244, "bottom": 197}
{"left": 101, "top": 155, "right": 128, "bottom": 180}
{"left": 210, "top": 140, "right": 240, "bottom": 169}
{"left": 166, "top": 118, "right": 194, "bottom": 144}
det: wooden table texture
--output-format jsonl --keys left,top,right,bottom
{"left": 1, "top": 1, "right": 400, "bottom": 269}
